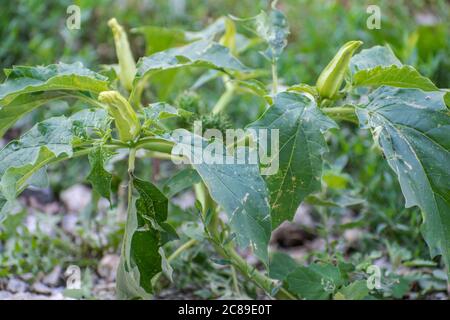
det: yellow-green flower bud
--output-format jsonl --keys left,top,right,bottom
{"left": 220, "top": 18, "right": 237, "bottom": 55}
{"left": 316, "top": 40, "right": 363, "bottom": 99}
{"left": 108, "top": 18, "right": 136, "bottom": 91}
{"left": 98, "top": 91, "right": 140, "bottom": 142}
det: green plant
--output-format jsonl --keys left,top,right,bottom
{"left": 0, "top": 4, "right": 449, "bottom": 300}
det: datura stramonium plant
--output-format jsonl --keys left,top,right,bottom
{"left": 0, "top": 2, "right": 449, "bottom": 301}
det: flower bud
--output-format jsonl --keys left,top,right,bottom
{"left": 220, "top": 18, "right": 237, "bottom": 55}
{"left": 108, "top": 18, "right": 136, "bottom": 91}
{"left": 98, "top": 91, "right": 140, "bottom": 142}
{"left": 316, "top": 40, "right": 363, "bottom": 99}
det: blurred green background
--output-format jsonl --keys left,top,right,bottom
{"left": 1, "top": 0, "right": 449, "bottom": 87}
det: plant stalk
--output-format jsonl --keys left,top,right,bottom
{"left": 322, "top": 105, "right": 358, "bottom": 123}
{"left": 128, "top": 147, "right": 137, "bottom": 174}
{"left": 231, "top": 265, "right": 241, "bottom": 295}
{"left": 272, "top": 60, "right": 278, "bottom": 94}
{"left": 194, "top": 183, "right": 296, "bottom": 300}
{"left": 135, "top": 137, "right": 174, "bottom": 154}
{"left": 322, "top": 106, "right": 355, "bottom": 115}
{"left": 207, "top": 242, "right": 295, "bottom": 299}
{"left": 168, "top": 239, "right": 198, "bottom": 263}
{"left": 212, "top": 85, "right": 235, "bottom": 114}
{"left": 153, "top": 238, "right": 198, "bottom": 285}
{"left": 194, "top": 182, "right": 219, "bottom": 237}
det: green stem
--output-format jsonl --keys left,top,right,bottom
{"left": 168, "top": 239, "right": 198, "bottom": 262}
{"left": 135, "top": 137, "right": 174, "bottom": 154}
{"left": 322, "top": 105, "right": 358, "bottom": 124}
{"left": 121, "top": 148, "right": 135, "bottom": 278}
{"left": 128, "top": 147, "right": 137, "bottom": 174}
{"left": 231, "top": 265, "right": 241, "bottom": 295}
{"left": 212, "top": 85, "right": 235, "bottom": 114}
{"left": 15, "top": 136, "right": 173, "bottom": 201}
{"left": 128, "top": 77, "right": 146, "bottom": 110}
{"left": 110, "top": 139, "right": 130, "bottom": 148}
{"left": 153, "top": 238, "right": 198, "bottom": 285}
{"left": 126, "top": 147, "right": 136, "bottom": 226}
{"left": 194, "top": 182, "right": 219, "bottom": 236}
{"left": 144, "top": 151, "right": 183, "bottom": 161}
{"left": 322, "top": 106, "right": 355, "bottom": 115}
{"left": 124, "top": 147, "right": 136, "bottom": 252}
{"left": 219, "top": 244, "right": 296, "bottom": 300}
{"left": 272, "top": 60, "right": 278, "bottom": 94}
{"left": 318, "top": 207, "right": 332, "bottom": 261}
{"left": 194, "top": 183, "right": 296, "bottom": 300}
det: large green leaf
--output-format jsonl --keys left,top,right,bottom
{"left": 133, "top": 39, "right": 248, "bottom": 101}
{"left": 141, "top": 102, "right": 192, "bottom": 134}
{"left": 232, "top": 6, "right": 289, "bottom": 60}
{"left": 0, "top": 91, "right": 66, "bottom": 137}
{"left": 0, "top": 62, "right": 108, "bottom": 104}
{"left": 87, "top": 147, "right": 113, "bottom": 201}
{"left": 70, "top": 108, "right": 110, "bottom": 136}
{"left": 0, "top": 109, "right": 108, "bottom": 206}
{"left": 445, "top": 90, "right": 450, "bottom": 107}
{"left": 0, "top": 117, "right": 73, "bottom": 200}
{"left": 353, "top": 65, "right": 438, "bottom": 91}
{"left": 286, "top": 263, "right": 344, "bottom": 299}
{"left": 357, "top": 86, "right": 450, "bottom": 279}
{"left": 0, "top": 62, "right": 109, "bottom": 137}
{"left": 132, "top": 26, "right": 188, "bottom": 55}
{"left": 350, "top": 46, "right": 402, "bottom": 73}
{"left": 248, "top": 92, "right": 337, "bottom": 228}
{"left": 350, "top": 46, "right": 438, "bottom": 91}
{"left": 269, "top": 251, "right": 298, "bottom": 281}
{"left": 135, "top": 39, "right": 249, "bottom": 81}
{"left": 162, "top": 168, "right": 201, "bottom": 198}
{"left": 116, "top": 176, "right": 171, "bottom": 299}
{"left": 142, "top": 102, "right": 192, "bottom": 121}
{"left": 133, "top": 18, "right": 226, "bottom": 55}
{"left": 169, "top": 130, "right": 271, "bottom": 264}
{"left": 334, "top": 280, "right": 370, "bottom": 300}
{"left": 184, "top": 17, "right": 226, "bottom": 42}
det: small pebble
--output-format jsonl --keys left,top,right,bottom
{"left": 7, "top": 278, "right": 28, "bottom": 293}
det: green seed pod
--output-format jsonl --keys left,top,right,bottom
{"left": 316, "top": 40, "right": 363, "bottom": 99}
{"left": 98, "top": 91, "right": 140, "bottom": 142}
{"left": 108, "top": 18, "right": 136, "bottom": 91}
{"left": 175, "top": 90, "right": 206, "bottom": 114}
{"left": 191, "top": 113, "right": 232, "bottom": 136}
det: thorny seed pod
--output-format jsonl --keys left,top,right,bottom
{"left": 98, "top": 91, "right": 140, "bottom": 142}
{"left": 108, "top": 18, "right": 136, "bottom": 91}
{"left": 316, "top": 40, "right": 363, "bottom": 99}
